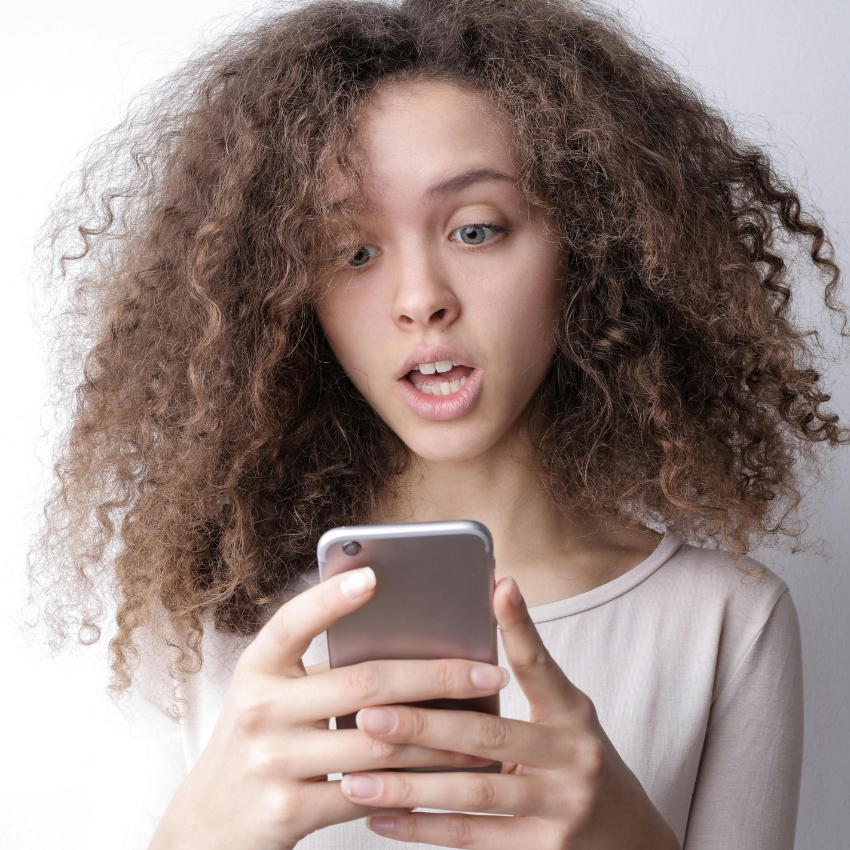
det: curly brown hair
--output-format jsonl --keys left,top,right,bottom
{"left": 29, "top": 0, "right": 847, "bottom": 696}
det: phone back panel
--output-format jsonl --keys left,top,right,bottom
{"left": 318, "top": 521, "right": 500, "bottom": 762}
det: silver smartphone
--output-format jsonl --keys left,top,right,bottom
{"left": 317, "top": 520, "right": 500, "bottom": 772}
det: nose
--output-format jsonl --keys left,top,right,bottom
{"left": 391, "top": 252, "right": 461, "bottom": 331}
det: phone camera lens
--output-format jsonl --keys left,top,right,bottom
{"left": 342, "top": 541, "right": 361, "bottom": 556}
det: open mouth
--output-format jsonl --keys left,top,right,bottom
{"left": 405, "top": 359, "right": 475, "bottom": 396}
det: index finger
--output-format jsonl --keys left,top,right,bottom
{"left": 239, "top": 566, "right": 376, "bottom": 677}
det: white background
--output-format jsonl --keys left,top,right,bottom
{"left": 1, "top": 1, "right": 848, "bottom": 847}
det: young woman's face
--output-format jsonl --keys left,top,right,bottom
{"left": 316, "top": 81, "right": 564, "bottom": 464}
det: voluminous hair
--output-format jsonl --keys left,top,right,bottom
{"left": 30, "top": 0, "right": 847, "bottom": 695}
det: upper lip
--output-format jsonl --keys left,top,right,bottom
{"left": 396, "top": 346, "right": 477, "bottom": 380}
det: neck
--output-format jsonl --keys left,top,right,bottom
{"left": 377, "top": 429, "right": 661, "bottom": 606}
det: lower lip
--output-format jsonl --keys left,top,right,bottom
{"left": 397, "top": 369, "right": 482, "bottom": 421}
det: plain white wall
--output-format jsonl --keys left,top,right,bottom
{"left": 1, "top": 1, "right": 847, "bottom": 847}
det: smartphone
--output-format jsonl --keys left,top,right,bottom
{"left": 317, "top": 520, "right": 500, "bottom": 772}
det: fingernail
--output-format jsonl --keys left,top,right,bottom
{"left": 340, "top": 567, "right": 376, "bottom": 599}
{"left": 356, "top": 707, "right": 397, "bottom": 735}
{"left": 505, "top": 576, "right": 523, "bottom": 608}
{"left": 470, "top": 665, "right": 510, "bottom": 690}
{"left": 367, "top": 816, "right": 395, "bottom": 835}
{"left": 342, "top": 773, "right": 382, "bottom": 800}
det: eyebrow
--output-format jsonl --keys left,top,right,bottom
{"left": 423, "top": 167, "right": 517, "bottom": 202}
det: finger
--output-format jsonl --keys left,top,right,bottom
{"left": 305, "top": 660, "right": 330, "bottom": 675}
{"left": 298, "top": 779, "right": 411, "bottom": 836}
{"left": 341, "top": 769, "right": 550, "bottom": 817}
{"left": 282, "top": 657, "right": 510, "bottom": 724}
{"left": 239, "top": 567, "right": 377, "bottom": 677}
{"left": 270, "top": 729, "right": 493, "bottom": 778}
{"left": 353, "top": 705, "right": 566, "bottom": 768}
{"left": 494, "top": 576, "right": 589, "bottom": 722}
{"left": 366, "top": 811, "right": 547, "bottom": 848}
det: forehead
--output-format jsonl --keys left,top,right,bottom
{"left": 349, "top": 80, "right": 518, "bottom": 214}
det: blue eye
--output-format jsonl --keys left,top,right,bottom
{"left": 453, "top": 223, "right": 506, "bottom": 246}
{"left": 348, "top": 245, "right": 378, "bottom": 268}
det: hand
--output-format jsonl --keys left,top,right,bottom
{"left": 341, "top": 576, "right": 681, "bottom": 850}
{"left": 148, "top": 566, "right": 507, "bottom": 850}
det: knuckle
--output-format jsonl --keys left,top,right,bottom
{"left": 407, "top": 708, "right": 428, "bottom": 740}
{"left": 575, "top": 735, "right": 605, "bottom": 780}
{"left": 249, "top": 609, "right": 295, "bottom": 659}
{"left": 271, "top": 618, "right": 295, "bottom": 651}
{"left": 476, "top": 714, "right": 509, "bottom": 751}
{"left": 447, "top": 814, "right": 474, "bottom": 847}
{"left": 569, "top": 787, "right": 598, "bottom": 831}
{"left": 234, "top": 699, "right": 272, "bottom": 739}
{"left": 394, "top": 773, "right": 417, "bottom": 806}
{"left": 435, "top": 658, "right": 454, "bottom": 693}
{"left": 535, "top": 645, "right": 554, "bottom": 668}
{"left": 261, "top": 787, "right": 299, "bottom": 832}
{"left": 465, "top": 777, "right": 497, "bottom": 811}
{"left": 573, "top": 693, "right": 599, "bottom": 727}
{"left": 348, "top": 663, "right": 381, "bottom": 701}
{"left": 246, "top": 748, "right": 278, "bottom": 781}
{"left": 562, "top": 756, "right": 600, "bottom": 833}
{"left": 369, "top": 736, "right": 402, "bottom": 763}
{"left": 524, "top": 644, "right": 555, "bottom": 674}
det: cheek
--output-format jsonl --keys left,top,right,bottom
{"left": 486, "top": 252, "right": 562, "bottom": 374}
{"left": 315, "top": 292, "right": 385, "bottom": 394}
{"left": 316, "top": 286, "right": 362, "bottom": 356}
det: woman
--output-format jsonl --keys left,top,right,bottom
{"left": 30, "top": 0, "right": 846, "bottom": 848}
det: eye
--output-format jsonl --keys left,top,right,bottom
{"left": 451, "top": 222, "right": 507, "bottom": 246}
{"left": 347, "top": 245, "right": 379, "bottom": 268}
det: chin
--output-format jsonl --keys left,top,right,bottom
{"left": 399, "top": 424, "right": 503, "bottom": 465}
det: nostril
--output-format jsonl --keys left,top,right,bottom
{"left": 431, "top": 308, "right": 447, "bottom": 321}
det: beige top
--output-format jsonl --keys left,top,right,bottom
{"left": 103, "top": 533, "right": 803, "bottom": 849}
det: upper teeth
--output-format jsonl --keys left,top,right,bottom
{"left": 418, "top": 360, "right": 457, "bottom": 374}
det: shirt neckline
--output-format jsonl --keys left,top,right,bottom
{"left": 527, "top": 531, "right": 683, "bottom": 624}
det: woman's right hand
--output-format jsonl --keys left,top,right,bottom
{"left": 148, "top": 566, "right": 507, "bottom": 850}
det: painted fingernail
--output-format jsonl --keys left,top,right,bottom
{"left": 342, "top": 773, "right": 382, "bottom": 800}
{"left": 356, "top": 707, "right": 397, "bottom": 735}
{"left": 367, "top": 816, "right": 395, "bottom": 835}
{"left": 340, "top": 567, "right": 376, "bottom": 599}
{"left": 470, "top": 665, "right": 510, "bottom": 690}
{"left": 505, "top": 576, "right": 523, "bottom": 607}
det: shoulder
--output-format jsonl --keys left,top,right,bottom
{"left": 657, "top": 540, "right": 792, "bottom": 623}
{"left": 648, "top": 539, "right": 799, "bottom": 701}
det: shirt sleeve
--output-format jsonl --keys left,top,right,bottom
{"left": 683, "top": 588, "right": 803, "bottom": 850}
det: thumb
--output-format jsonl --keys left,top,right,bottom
{"left": 240, "top": 566, "right": 376, "bottom": 677}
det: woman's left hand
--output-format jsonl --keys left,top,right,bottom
{"left": 340, "top": 576, "right": 681, "bottom": 849}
